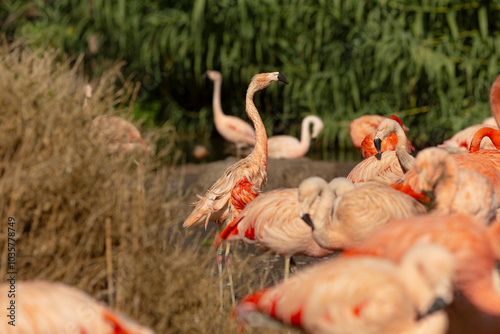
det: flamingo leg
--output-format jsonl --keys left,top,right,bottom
{"left": 284, "top": 257, "right": 290, "bottom": 281}
{"left": 225, "top": 243, "right": 236, "bottom": 306}
{"left": 217, "top": 245, "right": 224, "bottom": 311}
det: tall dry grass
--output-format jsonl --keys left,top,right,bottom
{"left": 0, "top": 40, "right": 300, "bottom": 333}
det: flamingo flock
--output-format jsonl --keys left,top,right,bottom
{"left": 181, "top": 71, "right": 500, "bottom": 334}
{"left": 20, "top": 69, "right": 500, "bottom": 333}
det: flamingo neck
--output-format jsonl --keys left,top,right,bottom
{"left": 469, "top": 127, "right": 500, "bottom": 152}
{"left": 212, "top": 78, "right": 224, "bottom": 120}
{"left": 398, "top": 260, "right": 436, "bottom": 314}
{"left": 463, "top": 273, "right": 500, "bottom": 316}
{"left": 490, "top": 74, "right": 500, "bottom": 129}
{"left": 393, "top": 126, "right": 415, "bottom": 173}
{"left": 296, "top": 117, "right": 314, "bottom": 155}
{"left": 245, "top": 89, "right": 267, "bottom": 167}
{"left": 433, "top": 157, "right": 459, "bottom": 214}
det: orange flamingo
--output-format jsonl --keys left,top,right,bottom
{"left": 392, "top": 146, "right": 500, "bottom": 208}
{"left": 438, "top": 118, "right": 498, "bottom": 154}
{"left": 0, "top": 280, "right": 153, "bottom": 334}
{"left": 392, "top": 147, "right": 498, "bottom": 224}
{"left": 236, "top": 244, "right": 455, "bottom": 334}
{"left": 347, "top": 118, "right": 415, "bottom": 185}
{"left": 215, "top": 178, "right": 344, "bottom": 280}
{"left": 299, "top": 177, "right": 425, "bottom": 251}
{"left": 204, "top": 70, "right": 256, "bottom": 157}
{"left": 349, "top": 114, "right": 386, "bottom": 148}
{"left": 267, "top": 115, "right": 324, "bottom": 159}
{"left": 183, "top": 72, "right": 288, "bottom": 307}
{"left": 360, "top": 115, "right": 415, "bottom": 159}
{"left": 342, "top": 213, "right": 500, "bottom": 316}
{"left": 89, "top": 115, "right": 150, "bottom": 155}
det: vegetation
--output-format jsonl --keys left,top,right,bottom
{"left": 2, "top": 0, "right": 500, "bottom": 161}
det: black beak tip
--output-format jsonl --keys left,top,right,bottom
{"left": 201, "top": 72, "right": 208, "bottom": 79}
{"left": 374, "top": 138, "right": 382, "bottom": 154}
{"left": 277, "top": 73, "right": 289, "bottom": 85}
{"left": 416, "top": 297, "right": 447, "bottom": 321}
{"left": 301, "top": 213, "right": 314, "bottom": 230}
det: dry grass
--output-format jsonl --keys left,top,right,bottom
{"left": 0, "top": 40, "right": 301, "bottom": 333}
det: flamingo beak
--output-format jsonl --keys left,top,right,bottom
{"left": 374, "top": 138, "right": 382, "bottom": 154}
{"left": 415, "top": 297, "right": 447, "bottom": 321}
{"left": 201, "top": 71, "right": 208, "bottom": 79}
{"left": 277, "top": 73, "right": 289, "bottom": 85}
{"left": 301, "top": 213, "right": 315, "bottom": 230}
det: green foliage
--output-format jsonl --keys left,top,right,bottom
{"left": 3, "top": 0, "right": 500, "bottom": 159}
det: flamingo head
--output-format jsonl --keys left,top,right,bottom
{"left": 250, "top": 72, "right": 289, "bottom": 91}
{"left": 203, "top": 70, "right": 222, "bottom": 82}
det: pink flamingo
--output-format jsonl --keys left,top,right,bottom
{"left": 267, "top": 115, "right": 324, "bottom": 159}
{"left": 236, "top": 244, "right": 455, "bottom": 334}
{"left": 298, "top": 177, "right": 425, "bottom": 251}
{"left": 183, "top": 72, "right": 288, "bottom": 306}
{"left": 349, "top": 114, "right": 387, "bottom": 148}
{"left": 0, "top": 280, "right": 153, "bottom": 334}
{"left": 215, "top": 178, "right": 342, "bottom": 280}
{"left": 347, "top": 118, "right": 415, "bottom": 185}
{"left": 204, "top": 70, "right": 256, "bottom": 157}
{"left": 392, "top": 147, "right": 498, "bottom": 224}
{"left": 360, "top": 115, "right": 415, "bottom": 159}
{"left": 342, "top": 213, "right": 500, "bottom": 316}
{"left": 89, "top": 115, "right": 150, "bottom": 155}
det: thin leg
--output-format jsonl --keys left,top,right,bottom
{"left": 217, "top": 245, "right": 224, "bottom": 311}
{"left": 225, "top": 243, "right": 236, "bottom": 306}
{"left": 284, "top": 257, "right": 290, "bottom": 281}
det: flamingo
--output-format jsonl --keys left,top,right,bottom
{"left": 360, "top": 115, "right": 415, "bottom": 159}
{"left": 392, "top": 147, "right": 498, "bottom": 224}
{"left": 298, "top": 176, "right": 426, "bottom": 251}
{"left": 347, "top": 118, "right": 415, "bottom": 185}
{"left": 215, "top": 179, "right": 342, "bottom": 281}
{"left": 0, "top": 280, "right": 154, "bottom": 334}
{"left": 236, "top": 244, "right": 455, "bottom": 334}
{"left": 267, "top": 115, "right": 324, "bottom": 159}
{"left": 204, "top": 70, "right": 256, "bottom": 157}
{"left": 89, "top": 115, "right": 150, "bottom": 155}
{"left": 349, "top": 114, "right": 387, "bottom": 148}
{"left": 438, "top": 118, "right": 498, "bottom": 154}
{"left": 342, "top": 213, "right": 500, "bottom": 316}
{"left": 183, "top": 72, "right": 288, "bottom": 307}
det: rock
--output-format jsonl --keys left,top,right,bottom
{"left": 181, "top": 157, "right": 359, "bottom": 198}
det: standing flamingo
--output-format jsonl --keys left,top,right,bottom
{"left": 0, "top": 280, "right": 154, "bottom": 334}
{"left": 236, "top": 244, "right": 455, "bottom": 334}
{"left": 342, "top": 213, "right": 500, "bottom": 316}
{"left": 183, "top": 72, "right": 288, "bottom": 307}
{"left": 204, "top": 70, "right": 256, "bottom": 157}
{"left": 215, "top": 178, "right": 344, "bottom": 280}
{"left": 360, "top": 115, "right": 415, "bottom": 159}
{"left": 267, "top": 115, "right": 324, "bottom": 159}
{"left": 298, "top": 177, "right": 425, "bottom": 251}
{"left": 347, "top": 118, "right": 415, "bottom": 185}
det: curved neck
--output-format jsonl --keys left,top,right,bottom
{"left": 491, "top": 74, "right": 500, "bottom": 129}
{"left": 246, "top": 87, "right": 267, "bottom": 166}
{"left": 391, "top": 125, "right": 415, "bottom": 173}
{"left": 294, "top": 117, "right": 314, "bottom": 155}
{"left": 469, "top": 127, "right": 500, "bottom": 152}
{"left": 398, "top": 260, "right": 435, "bottom": 314}
{"left": 212, "top": 79, "right": 224, "bottom": 120}
{"left": 433, "top": 157, "right": 458, "bottom": 213}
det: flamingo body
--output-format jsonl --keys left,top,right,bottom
{"left": 0, "top": 280, "right": 153, "bottom": 334}
{"left": 89, "top": 115, "right": 149, "bottom": 154}
{"left": 344, "top": 213, "right": 500, "bottom": 316}
{"left": 237, "top": 244, "right": 454, "bottom": 334}
{"left": 217, "top": 187, "right": 333, "bottom": 259}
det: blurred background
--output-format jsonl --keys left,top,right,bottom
{"left": 4, "top": 0, "right": 500, "bottom": 162}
